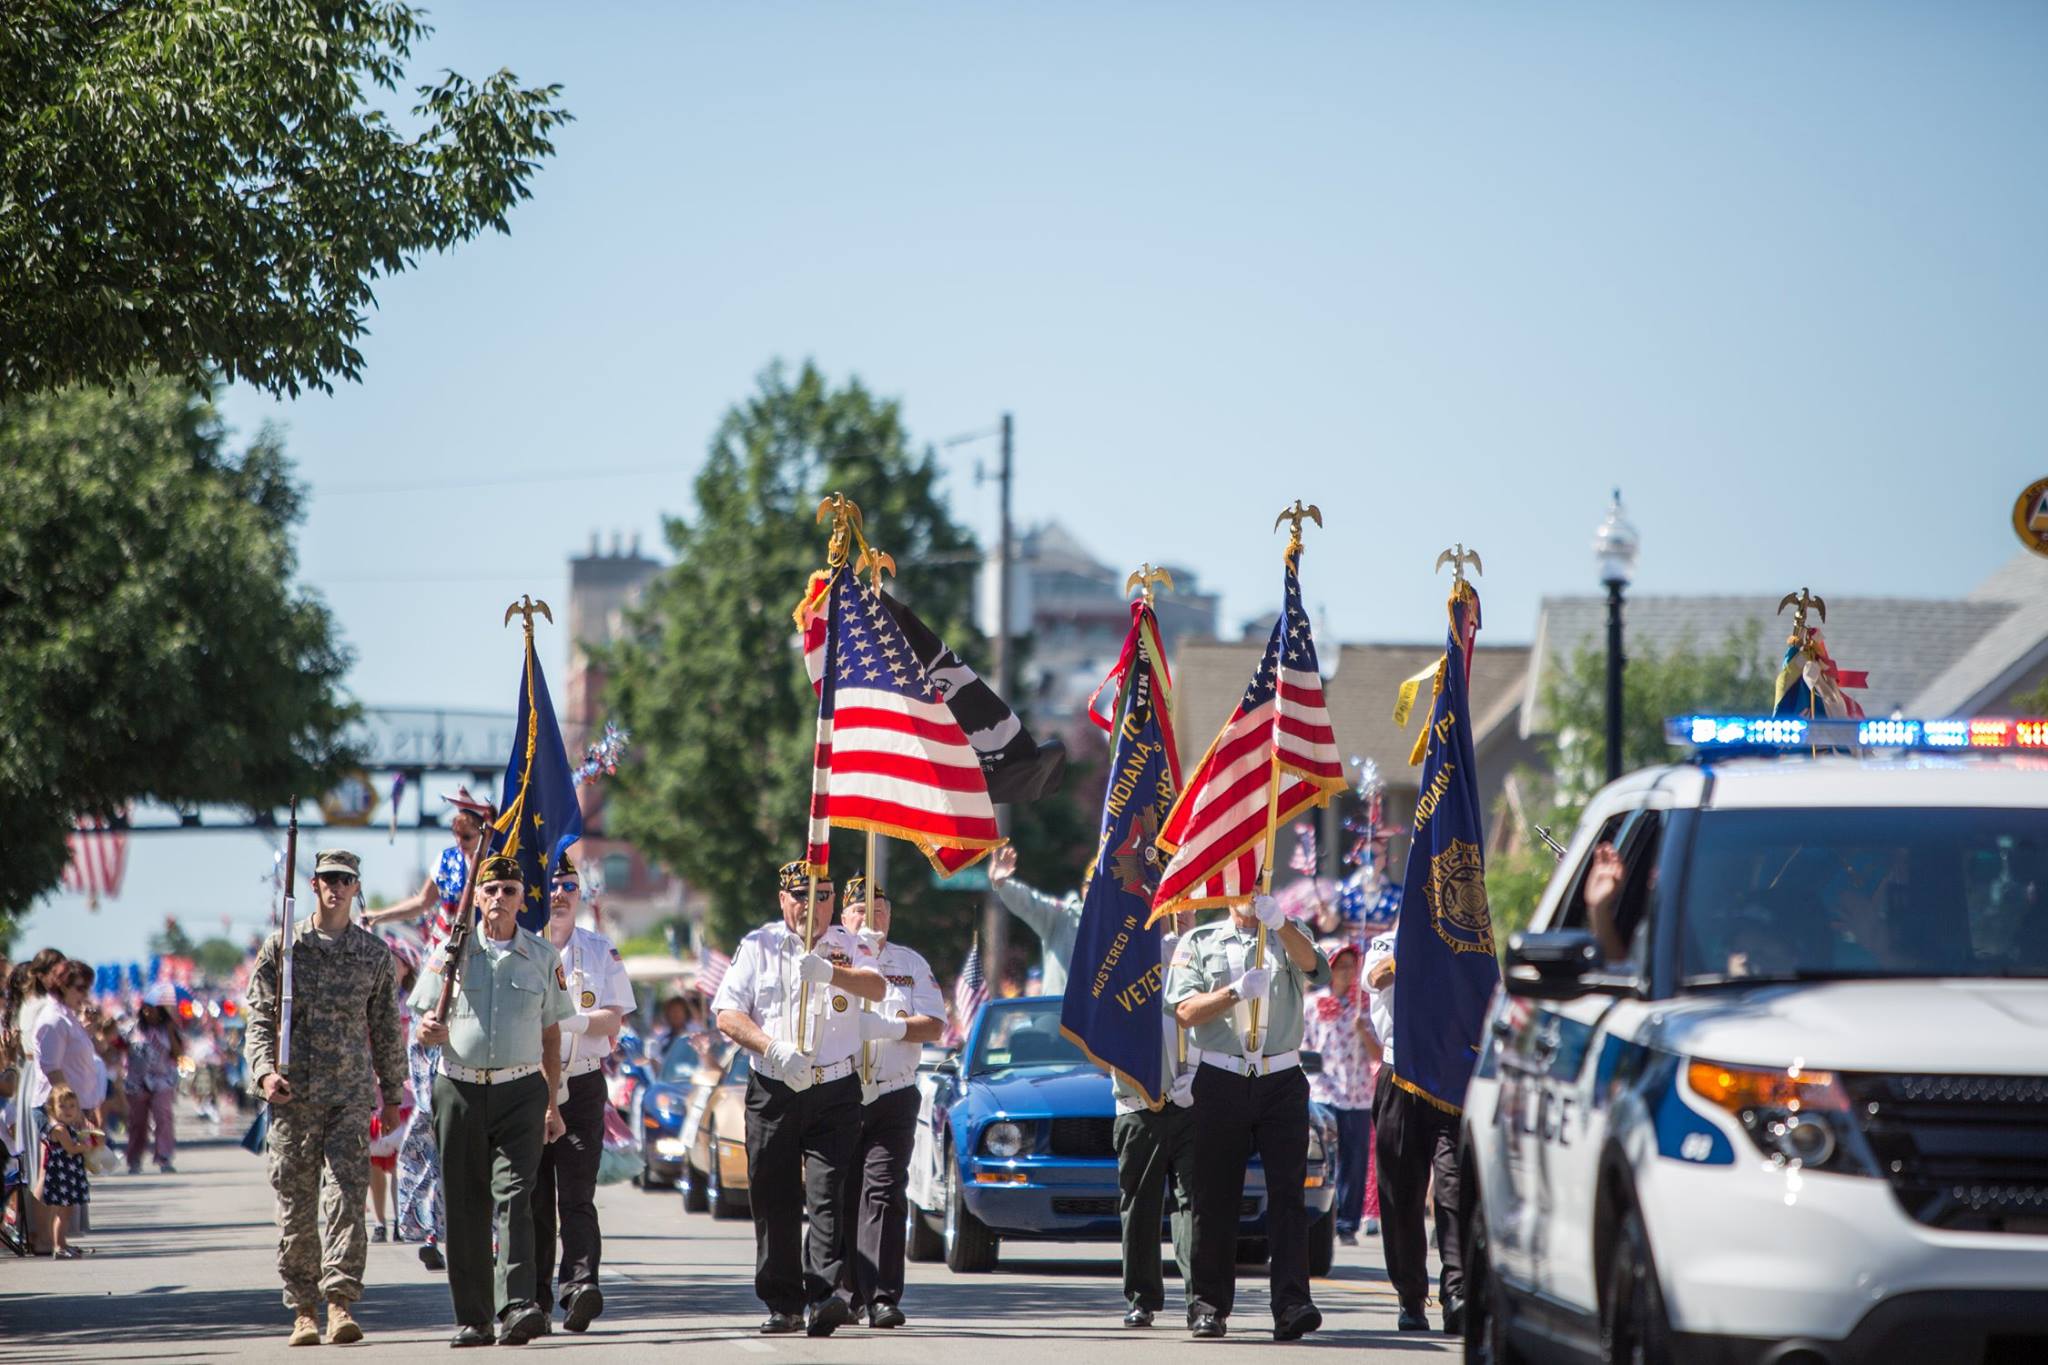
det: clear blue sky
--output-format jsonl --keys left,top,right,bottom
{"left": 24, "top": 1, "right": 2048, "bottom": 963}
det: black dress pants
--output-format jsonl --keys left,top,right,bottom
{"left": 744, "top": 1071, "right": 860, "bottom": 1315}
{"left": 432, "top": 1072, "right": 546, "bottom": 1330}
{"left": 1187, "top": 1063, "right": 1313, "bottom": 1324}
{"left": 534, "top": 1069, "right": 607, "bottom": 1307}
{"left": 1373, "top": 1078, "right": 1463, "bottom": 1313}
{"left": 1114, "top": 1103, "right": 1196, "bottom": 1313}
{"left": 837, "top": 1085, "right": 920, "bottom": 1313}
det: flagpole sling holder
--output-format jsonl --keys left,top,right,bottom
{"left": 1246, "top": 502, "right": 1322, "bottom": 1053}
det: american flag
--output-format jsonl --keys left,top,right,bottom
{"left": 947, "top": 935, "right": 989, "bottom": 1047}
{"left": 63, "top": 812, "right": 129, "bottom": 909}
{"left": 1150, "top": 550, "right": 1346, "bottom": 919}
{"left": 694, "top": 947, "right": 732, "bottom": 999}
{"left": 799, "top": 566, "right": 1001, "bottom": 876}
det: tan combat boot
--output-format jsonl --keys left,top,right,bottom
{"left": 288, "top": 1312, "right": 321, "bottom": 1346}
{"left": 326, "top": 1301, "right": 363, "bottom": 1344}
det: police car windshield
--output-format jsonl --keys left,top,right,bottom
{"left": 1680, "top": 808, "right": 2048, "bottom": 985}
{"left": 970, "top": 1000, "right": 1088, "bottom": 1075}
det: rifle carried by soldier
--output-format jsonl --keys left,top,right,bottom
{"left": 278, "top": 797, "right": 300, "bottom": 1070}
{"left": 431, "top": 805, "right": 495, "bottom": 1021}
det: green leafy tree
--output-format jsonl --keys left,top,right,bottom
{"left": 1, "top": 1, "right": 569, "bottom": 397}
{"left": 193, "top": 936, "right": 246, "bottom": 982}
{"left": 1485, "top": 624, "right": 1769, "bottom": 942}
{"left": 0, "top": 376, "right": 359, "bottom": 935}
{"left": 147, "top": 916, "right": 193, "bottom": 959}
{"left": 601, "top": 362, "right": 985, "bottom": 954}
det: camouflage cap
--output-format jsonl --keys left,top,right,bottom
{"left": 312, "top": 849, "right": 361, "bottom": 877}
{"left": 477, "top": 853, "right": 522, "bottom": 885}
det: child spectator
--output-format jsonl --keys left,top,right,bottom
{"left": 39, "top": 1083, "right": 93, "bottom": 1258}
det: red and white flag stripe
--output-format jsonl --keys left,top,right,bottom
{"left": 62, "top": 813, "right": 129, "bottom": 905}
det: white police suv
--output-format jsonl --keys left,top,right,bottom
{"left": 1463, "top": 716, "right": 2048, "bottom": 1365}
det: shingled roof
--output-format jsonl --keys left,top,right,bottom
{"left": 1169, "top": 639, "right": 1533, "bottom": 780}
{"left": 1914, "top": 552, "right": 2048, "bottom": 714}
{"left": 1519, "top": 593, "right": 2018, "bottom": 735}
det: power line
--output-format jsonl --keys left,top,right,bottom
{"left": 314, "top": 463, "right": 680, "bottom": 496}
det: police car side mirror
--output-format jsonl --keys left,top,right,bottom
{"left": 1299, "top": 1049, "right": 1324, "bottom": 1076}
{"left": 1504, "top": 930, "right": 1616, "bottom": 1001}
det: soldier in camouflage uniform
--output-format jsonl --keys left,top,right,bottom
{"left": 244, "top": 848, "right": 408, "bottom": 1347}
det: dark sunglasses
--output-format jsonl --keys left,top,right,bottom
{"left": 316, "top": 871, "right": 359, "bottom": 887}
{"left": 551, "top": 880, "right": 579, "bottom": 894}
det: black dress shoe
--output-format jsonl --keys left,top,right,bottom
{"left": 806, "top": 1297, "right": 852, "bottom": 1337}
{"left": 1396, "top": 1305, "right": 1430, "bottom": 1331}
{"left": 759, "top": 1311, "right": 803, "bottom": 1335}
{"left": 1441, "top": 1295, "right": 1465, "bottom": 1335}
{"left": 1190, "top": 1313, "right": 1226, "bottom": 1339}
{"left": 562, "top": 1284, "right": 603, "bottom": 1333}
{"left": 1123, "top": 1306, "right": 1155, "bottom": 1328}
{"left": 499, "top": 1303, "right": 547, "bottom": 1346}
{"left": 1274, "top": 1304, "right": 1323, "bottom": 1341}
{"left": 869, "top": 1303, "right": 906, "bottom": 1330}
{"left": 450, "top": 1324, "right": 493, "bottom": 1348}
{"left": 419, "top": 1242, "right": 446, "bottom": 1271}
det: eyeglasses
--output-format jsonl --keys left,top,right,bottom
{"left": 316, "top": 872, "right": 359, "bottom": 887}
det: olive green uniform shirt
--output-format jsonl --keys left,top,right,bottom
{"left": 1164, "top": 919, "right": 1330, "bottom": 1059}
{"left": 408, "top": 926, "right": 575, "bottom": 1070}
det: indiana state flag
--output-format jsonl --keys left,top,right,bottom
{"left": 1060, "top": 602, "right": 1182, "bottom": 1108}
{"left": 496, "top": 638, "right": 584, "bottom": 933}
{"left": 1390, "top": 582, "right": 1501, "bottom": 1113}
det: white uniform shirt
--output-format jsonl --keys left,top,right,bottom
{"left": 857, "top": 936, "right": 946, "bottom": 1099}
{"left": 1363, "top": 928, "right": 1397, "bottom": 1070}
{"left": 554, "top": 925, "right": 636, "bottom": 1066}
{"left": 711, "top": 921, "right": 873, "bottom": 1067}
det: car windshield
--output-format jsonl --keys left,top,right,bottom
{"left": 970, "top": 1000, "right": 1089, "bottom": 1075}
{"left": 1679, "top": 807, "right": 2048, "bottom": 984}
{"left": 658, "top": 1037, "right": 702, "bottom": 1083}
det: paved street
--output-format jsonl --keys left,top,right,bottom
{"left": 2, "top": 1109, "right": 1457, "bottom": 1362}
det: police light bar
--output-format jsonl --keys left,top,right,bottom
{"left": 1666, "top": 715, "right": 2048, "bottom": 753}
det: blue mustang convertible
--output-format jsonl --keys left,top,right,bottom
{"left": 905, "top": 996, "right": 1340, "bottom": 1275}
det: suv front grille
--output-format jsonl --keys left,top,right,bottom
{"left": 1048, "top": 1118, "right": 1116, "bottom": 1157}
{"left": 1844, "top": 1072, "right": 2048, "bottom": 1234}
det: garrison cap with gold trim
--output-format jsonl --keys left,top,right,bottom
{"left": 312, "top": 849, "right": 361, "bottom": 877}
{"left": 778, "top": 860, "right": 833, "bottom": 895}
{"left": 478, "top": 852, "right": 522, "bottom": 884}
{"left": 553, "top": 852, "right": 578, "bottom": 881}
{"left": 844, "top": 874, "right": 887, "bottom": 907}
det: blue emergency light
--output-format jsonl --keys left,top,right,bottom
{"left": 1665, "top": 715, "right": 2048, "bottom": 754}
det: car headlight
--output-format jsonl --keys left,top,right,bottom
{"left": 651, "top": 1091, "right": 681, "bottom": 1116}
{"left": 1307, "top": 1127, "right": 1327, "bottom": 1163}
{"left": 982, "top": 1120, "right": 1028, "bottom": 1158}
{"left": 1685, "top": 1058, "right": 1874, "bottom": 1177}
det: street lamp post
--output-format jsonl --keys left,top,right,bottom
{"left": 1593, "top": 489, "right": 1640, "bottom": 785}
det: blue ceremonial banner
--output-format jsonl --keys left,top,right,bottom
{"left": 1390, "top": 583, "right": 1501, "bottom": 1113}
{"left": 1061, "top": 604, "right": 1182, "bottom": 1107}
{"left": 496, "top": 639, "right": 584, "bottom": 933}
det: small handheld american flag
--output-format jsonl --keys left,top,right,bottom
{"left": 948, "top": 935, "right": 989, "bottom": 1048}
{"left": 694, "top": 947, "right": 732, "bottom": 999}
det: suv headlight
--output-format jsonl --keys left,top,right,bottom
{"left": 1685, "top": 1058, "right": 1874, "bottom": 1177}
{"left": 982, "top": 1121, "right": 1028, "bottom": 1158}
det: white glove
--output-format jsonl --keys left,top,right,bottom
{"left": 1252, "top": 893, "right": 1285, "bottom": 929}
{"left": 557, "top": 1013, "right": 591, "bottom": 1037}
{"left": 764, "top": 1040, "right": 815, "bottom": 1090}
{"left": 1230, "top": 967, "right": 1273, "bottom": 1002}
{"left": 858, "top": 1013, "right": 908, "bottom": 1042}
{"left": 1169, "top": 1071, "right": 1196, "bottom": 1109}
{"left": 798, "top": 952, "right": 836, "bottom": 985}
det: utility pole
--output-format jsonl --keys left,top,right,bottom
{"left": 984, "top": 412, "right": 1014, "bottom": 987}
